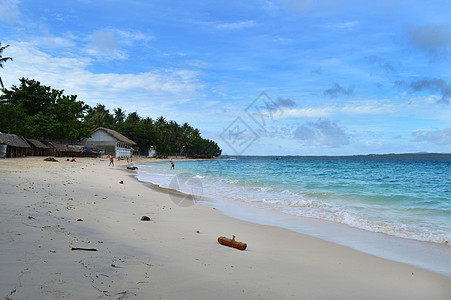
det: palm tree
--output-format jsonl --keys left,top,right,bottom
{"left": 179, "top": 122, "right": 194, "bottom": 155}
{"left": 126, "top": 112, "right": 140, "bottom": 124}
{"left": 85, "top": 104, "right": 114, "bottom": 129}
{"left": 113, "top": 107, "right": 126, "bottom": 124}
{"left": 0, "top": 42, "right": 13, "bottom": 90}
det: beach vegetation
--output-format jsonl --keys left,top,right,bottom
{"left": 0, "top": 77, "right": 222, "bottom": 158}
{"left": 85, "top": 104, "right": 115, "bottom": 129}
{"left": 112, "top": 111, "right": 221, "bottom": 158}
{"left": 0, "top": 78, "right": 91, "bottom": 141}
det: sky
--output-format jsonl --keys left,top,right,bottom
{"left": 1, "top": 0, "right": 450, "bottom": 156}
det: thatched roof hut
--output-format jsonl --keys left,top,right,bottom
{"left": 26, "top": 138, "right": 48, "bottom": 149}
{"left": 26, "top": 138, "right": 50, "bottom": 156}
{"left": 0, "top": 133, "right": 31, "bottom": 157}
{"left": 46, "top": 143, "right": 87, "bottom": 157}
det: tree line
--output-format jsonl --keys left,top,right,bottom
{"left": 0, "top": 78, "right": 221, "bottom": 158}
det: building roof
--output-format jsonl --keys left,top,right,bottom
{"left": 46, "top": 142, "right": 69, "bottom": 151}
{"left": 92, "top": 127, "right": 136, "bottom": 145}
{"left": 0, "top": 133, "right": 31, "bottom": 148}
{"left": 68, "top": 145, "right": 84, "bottom": 152}
{"left": 46, "top": 143, "right": 84, "bottom": 152}
{"left": 26, "top": 138, "right": 49, "bottom": 149}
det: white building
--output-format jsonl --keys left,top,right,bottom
{"left": 83, "top": 127, "right": 136, "bottom": 158}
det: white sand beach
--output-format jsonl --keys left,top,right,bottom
{"left": 1, "top": 157, "right": 451, "bottom": 299}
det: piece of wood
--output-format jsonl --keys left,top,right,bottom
{"left": 218, "top": 235, "right": 247, "bottom": 251}
{"left": 71, "top": 247, "right": 98, "bottom": 251}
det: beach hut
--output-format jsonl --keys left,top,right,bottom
{"left": 67, "top": 145, "right": 85, "bottom": 157}
{"left": 26, "top": 138, "right": 50, "bottom": 156}
{"left": 0, "top": 133, "right": 31, "bottom": 158}
{"left": 82, "top": 127, "right": 136, "bottom": 158}
{"left": 46, "top": 142, "right": 69, "bottom": 157}
{"left": 45, "top": 143, "right": 85, "bottom": 157}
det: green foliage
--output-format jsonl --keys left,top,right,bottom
{"left": 0, "top": 103, "right": 32, "bottom": 135}
{"left": 0, "top": 77, "right": 222, "bottom": 157}
{"left": 188, "top": 135, "right": 222, "bottom": 158}
{"left": 84, "top": 104, "right": 115, "bottom": 130}
{"left": 112, "top": 112, "right": 221, "bottom": 158}
{"left": 0, "top": 78, "right": 90, "bottom": 141}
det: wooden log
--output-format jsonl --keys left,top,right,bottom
{"left": 71, "top": 247, "right": 98, "bottom": 251}
{"left": 217, "top": 235, "right": 247, "bottom": 251}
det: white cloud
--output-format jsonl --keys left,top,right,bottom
{"left": 34, "top": 35, "right": 76, "bottom": 48}
{"left": 86, "top": 30, "right": 126, "bottom": 60}
{"left": 280, "top": 100, "right": 396, "bottom": 118}
{"left": 324, "top": 21, "right": 359, "bottom": 30}
{"left": 215, "top": 20, "right": 256, "bottom": 30}
{"left": 283, "top": 107, "right": 331, "bottom": 117}
{"left": 84, "top": 29, "right": 154, "bottom": 61}
{"left": 197, "top": 20, "right": 257, "bottom": 30}
{"left": 115, "top": 29, "right": 154, "bottom": 45}
{"left": 264, "top": 0, "right": 280, "bottom": 11}
{"left": 0, "top": 0, "right": 21, "bottom": 23}
{"left": 2, "top": 42, "right": 204, "bottom": 115}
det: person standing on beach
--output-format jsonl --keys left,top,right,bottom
{"left": 170, "top": 160, "right": 174, "bottom": 169}
{"left": 109, "top": 154, "right": 114, "bottom": 167}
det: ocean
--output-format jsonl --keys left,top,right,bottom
{"left": 135, "top": 156, "right": 451, "bottom": 275}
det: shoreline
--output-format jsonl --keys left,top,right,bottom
{"left": 1, "top": 157, "right": 451, "bottom": 299}
{"left": 132, "top": 160, "right": 451, "bottom": 278}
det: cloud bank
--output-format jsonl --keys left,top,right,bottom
{"left": 292, "top": 119, "right": 350, "bottom": 148}
{"left": 413, "top": 128, "right": 451, "bottom": 146}
{"left": 408, "top": 24, "right": 451, "bottom": 56}
{"left": 396, "top": 78, "right": 451, "bottom": 104}
{"left": 324, "top": 83, "right": 354, "bottom": 98}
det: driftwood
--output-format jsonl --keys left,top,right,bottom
{"left": 218, "top": 235, "right": 247, "bottom": 251}
{"left": 71, "top": 247, "right": 98, "bottom": 251}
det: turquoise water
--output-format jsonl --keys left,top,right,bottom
{"left": 137, "top": 156, "right": 451, "bottom": 245}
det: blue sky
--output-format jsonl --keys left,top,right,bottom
{"left": 1, "top": 0, "right": 450, "bottom": 155}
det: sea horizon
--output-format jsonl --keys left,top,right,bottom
{"left": 219, "top": 152, "right": 451, "bottom": 159}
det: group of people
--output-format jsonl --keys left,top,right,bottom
{"left": 67, "top": 154, "right": 176, "bottom": 170}
{"left": 66, "top": 155, "right": 142, "bottom": 167}
{"left": 107, "top": 154, "right": 134, "bottom": 167}
{"left": 107, "top": 154, "right": 175, "bottom": 169}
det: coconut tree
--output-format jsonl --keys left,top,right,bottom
{"left": 178, "top": 122, "right": 195, "bottom": 155}
{"left": 113, "top": 107, "right": 126, "bottom": 124}
{"left": 84, "top": 104, "right": 114, "bottom": 129}
{"left": 126, "top": 111, "right": 141, "bottom": 124}
{"left": 0, "top": 42, "right": 13, "bottom": 90}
